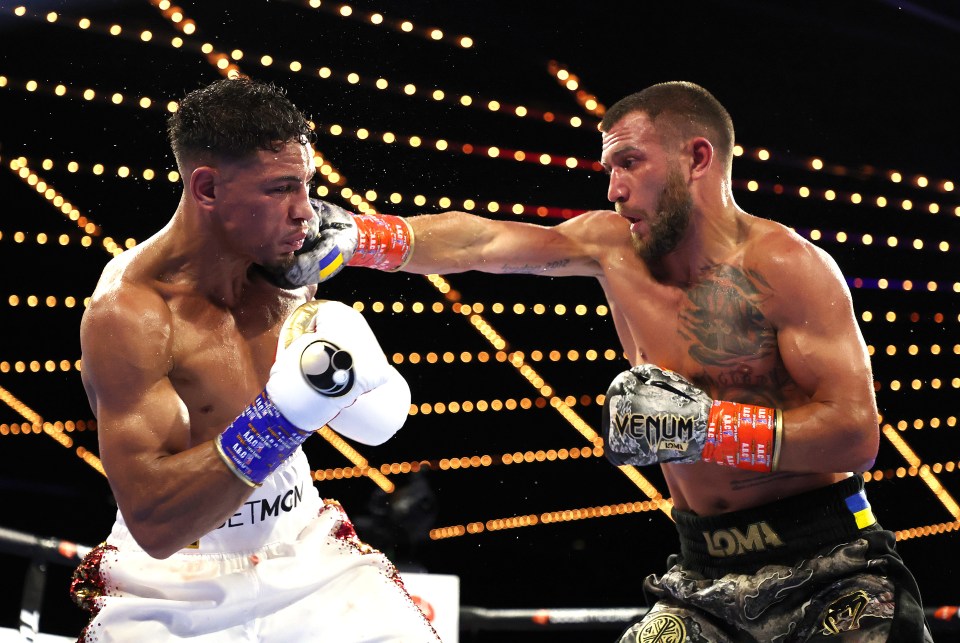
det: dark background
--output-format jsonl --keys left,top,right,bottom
{"left": 2, "top": 1, "right": 960, "bottom": 640}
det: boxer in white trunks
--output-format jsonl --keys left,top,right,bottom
{"left": 69, "top": 77, "right": 440, "bottom": 642}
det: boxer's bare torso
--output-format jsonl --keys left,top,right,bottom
{"left": 406, "top": 208, "right": 875, "bottom": 516}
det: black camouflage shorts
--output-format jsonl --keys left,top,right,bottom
{"left": 617, "top": 477, "right": 931, "bottom": 642}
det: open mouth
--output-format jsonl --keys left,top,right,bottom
{"left": 283, "top": 234, "right": 307, "bottom": 252}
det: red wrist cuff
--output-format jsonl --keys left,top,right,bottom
{"left": 348, "top": 214, "right": 414, "bottom": 271}
{"left": 702, "top": 400, "right": 782, "bottom": 472}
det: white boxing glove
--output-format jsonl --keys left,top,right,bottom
{"left": 216, "top": 300, "right": 410, "bottom": 487}
{"left": 266, "top": 300, "right": 410, "bottom": 443}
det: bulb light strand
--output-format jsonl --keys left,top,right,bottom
{"left": 315, "top": 427, "right": 394, "bottom": 493}
{"left": 429, "top": 498, "right": 665, "bottom": 541}
{"left": 798, "top": 227, "right": 954, "bottom": 256}
{"left": 3, "top": 5, "right": 959, "bottom": 195}
{"left": 557, "top": 56, "right": 957, "bottom": 193}
{"left": 279, "top": 0, "right": 477, "bottom": 51}
{"left": 0, "top": 227, "right": 99, "bottom": 250}
{"left": 735, "top": 178, "right": 958, "bottom": 218}
{"left": 547, "top": 60, "right": 606, "bottom": 118}
{"left": 0, "top": 383, "right": 104, "bottom": 476}
{"left": 0, "top": 359, "right": 83, "bottom": 374}
{"left": 3, "top": 159, "right": 133, "bottom": 256}
{"left": 312, "top": 443, "right": 606, "bottom": 482}
{"left": 0, "top": 419, "right": 95, "bottom": 436}
{"left": 316, "top": 122, "right": 597, "bottom": 170}
{"left": 146, "top": 0, "right": 238, "bottom": 78}
{"left": 153, "top": 2, "right": 585, "bottom": 128}
{"left": 6, "top": 159, "right": 98, "bottom": 233}
{"left": 865, "top": 458, "right": 960, "bottom": 483}
{"left": 6, "top": 7, "right": 583, "bottom": 130}
{"left": 849, "top": 277, "right": 960, "bottom": 293}
{"left": 734, "top": 146, "right": 956, "bottom": 195}
{"left": 424, "top": 273, "right": 671, "bottom": 517}
{"left": 894, "top": 521, "right": 960, "bottom": 542}
{"left": 2, "top": 153, "right": 179, "bottom": 186}
{"left": 881, "top": 424, "right": 959, "bottom": 519}
{"left": 3, "top": 74, "right": 955, "bottom": 215}
{"left": 7, "top": 288, "right": 960, "bottom": 329}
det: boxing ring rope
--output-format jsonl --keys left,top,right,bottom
{"left": 1, "top": 525, "right": 959, "bottom": 638}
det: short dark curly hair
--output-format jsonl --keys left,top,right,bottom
{"left": 167, "top": 77, "right": 314, "bottom": 168}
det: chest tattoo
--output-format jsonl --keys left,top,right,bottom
{"left": 679, "top": 264, "right": 775, "bottom": 368}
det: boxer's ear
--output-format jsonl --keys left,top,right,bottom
{"left": 190, "top": 166, "right": 218, "bottom": 208}
{"left": 688, "top": 137, "right": 713, "bottom": 180}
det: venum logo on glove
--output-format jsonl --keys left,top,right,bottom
{"left": 608, "top": 396, "right": 696, "bottom": 452}
{"left": 299, "top": 340, "right": 355, "bottom": 397}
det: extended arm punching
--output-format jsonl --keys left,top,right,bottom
{"left": 261, "top": 200, "right": 612, "bottom": 288}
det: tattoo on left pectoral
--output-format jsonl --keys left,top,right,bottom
{"left": 501, "top": 259, "right": 570, "bottom": 274}
{"left": 680, "top": 264, "right": 776, "bottom": 367}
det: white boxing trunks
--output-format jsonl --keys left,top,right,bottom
{"left": 70, "top": 450, "right": 440, "bottom": 642}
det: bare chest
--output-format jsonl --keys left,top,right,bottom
{"left": 167, "top": 299, "right": 292, "bottom": 441}
{"left": 606, "top": 264, "right": 793, "bottom": 407}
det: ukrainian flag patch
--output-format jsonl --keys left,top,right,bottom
{"left": 845, "top": 490, "right": 877, "bottom": 529}
{"left": 317, "top": 247, "right": 344, "bottom": 280}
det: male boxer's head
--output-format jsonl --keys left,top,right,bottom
{"left": 168, "top": 78, "right": 318, "bottom": 271}
{"left": 600, "top": 82, "right": 735, "bottom": 261}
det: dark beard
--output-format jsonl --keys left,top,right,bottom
{"left": 263, "top": 253, "right": 298, "bottom": 274}
{"left": 631, "top": 167, "right": 693, "bottom": 262}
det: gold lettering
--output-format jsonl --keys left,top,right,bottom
{"left": 702, "top": 521, "right": 786, "bottom": 557}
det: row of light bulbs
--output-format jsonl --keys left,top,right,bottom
{"left": 310, "top": 445, "right": 604, "bottom": 483}
{"left": 864, "top": 459, "right": 960, "bottom": 483}
{"left": 0, "top": 385, "right": 104, "bottom": 474}
{"left": 429, "top": 500, "right": 665, "bottom": 541}
{"left": 4, "top": 159, "right": 131, "bottom": 257}
{"left": 10, "top": 149, "right": 958, "bottom": 230}
{"left": 4, "top": 285, "right": 960, "bottom": 332}
{"left": 0, "top": 420, "right": 94, "bottom": 436}
{"left": 11, "top": 6, "right": 584, "bottom": 131}
{"left": 4, "top": 70, "right": 956, "bottom": 218}
{"left": 881, "top": 424, "right": 959, "bottom": 518}
{"left": 548, "top": 56, "right": 956, "bottom": 195}
{"left": 736, "top": 178, "right": 957, "bottom": 216}
{"left": 273, "top": 0, "right": 476, "bottom": 49}
{"left": 9, "top": 4, "right": 960, "bottom": 195}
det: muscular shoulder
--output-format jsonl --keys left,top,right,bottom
{"left": 558, "top": 209, "right": 629, "bottom": 243}
{"left": 742, "top": 217, "right": 850, "bottom": 322}
{"left": 554, "top": 209, "right": 632, "bottom": 261}
{"left": 82, "top": 251, "right": 174, "bottom": 379}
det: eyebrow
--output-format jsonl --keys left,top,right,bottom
{"left": 269, "top": 169, "right": 316, "bottom": 184}
{"left": 600, "top": 145, "right": 640, "bottom": 169}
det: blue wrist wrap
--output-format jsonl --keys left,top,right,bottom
{"left": 215, "top": 391, "right": 311, "bottom": 487}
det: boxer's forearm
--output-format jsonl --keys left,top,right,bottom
{"left": 401, "top": 211, "right": 499, "bottom": 274}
